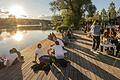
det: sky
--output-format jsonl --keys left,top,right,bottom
{"left": 92, "top": 0, "right": 120, "bottom": 11}
{"left": 0, "top": 0, "right": 120, "bottom": 18}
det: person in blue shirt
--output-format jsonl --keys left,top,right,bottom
{"left": 90, "top": 20, "right": 101, "bottom": 52}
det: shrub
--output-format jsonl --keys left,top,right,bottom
{"left": 56, "top": 25, "right": 69, "bottom": 32}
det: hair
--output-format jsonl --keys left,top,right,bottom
{"left": 106, "top": 28, "right": 110, "bottom": 31}
{"left": 55, "top": 41, "right": 59, "bottom": 45}
{"left": 12, "top": 48, "right": 17, "bottom": 51}
{"left": 95, "top": 20, "right": 101, "bottom": 25}
{"left": 9, "top": 49, "right": 13, "bottom": 53}
{"left": 37, "top": 43, "right": 42, "bottom": 48}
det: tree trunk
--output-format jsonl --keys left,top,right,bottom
{"left": 72, "top": 12, "right": 82, "bottom": 29}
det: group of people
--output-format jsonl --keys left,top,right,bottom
{"left": 34, "top": 33, "right": 67, "bottom": 68}
{"left": 89, "top": 20, "right": 120, "bottom": 57}
{"left": 48, "top": 32, "right": 56, "bottom": 41}
{"left": 0, "top": 48, "right": 24, "bottom": 69}
{"left": 0, "top": 32, "right": 66, "bottom": 70}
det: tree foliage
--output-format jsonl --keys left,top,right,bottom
{"left": 51, "top": 15, "right": 62, "bottom": 27}
{"left": 61, "top": 9, "right": 73, "bottom": 26}
{"left": 50, "top": 0, "right": 95, "bottom": 28}
{"left": 86, "top": 4, "right": 97, "bottom": 17}
{"left": 108, "top": 2, "right": 116, "bottom": 19}
{"left": 117, "top": 7, "right": 120, "bottom": 16}
{"left": 101, "top": 8, "right": 108, "bottom": 21}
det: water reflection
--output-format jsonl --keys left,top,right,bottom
{"left": 12, "top": 31, "right": 23, "bottom": 41}
{"left": 0, "top": 29, "right": 55, "bottom": 56}
{"left": 0, "top": 29, "right": 27, "bottom": 42}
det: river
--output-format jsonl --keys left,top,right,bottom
{"left": 0, "top": 29, "right": 55, "bottom": 56}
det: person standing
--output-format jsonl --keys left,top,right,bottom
{"left": 90, "top": 20, "right": 101, "bottom": 53}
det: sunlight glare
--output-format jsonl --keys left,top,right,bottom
{"left": 13, "top": 31, "right": 23, "bottom": 41}
{"left": 9, "top": 5, "right": 26, "bottom": 18}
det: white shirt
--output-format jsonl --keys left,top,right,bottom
{"left": 57, "top": 39, "right": 64, "bottom": 47}
{"left": 6, "top": 53, "right": 18, "bottom": 61}
{"left": 52, "top": 45, "right": 64, "bottom": 59}
{"left": 35, "top": 48, "right": 44, "bottom": 58}
{"left": 5, "top": 53, "right": 18, "bottom": 66}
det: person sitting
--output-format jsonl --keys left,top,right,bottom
{"left": 48, "top": 41, "right": 65, "bottom": 59}
{"left": 48, "top": 33, "right": 53, "bottom": 40}
{"left": 62, "top": 32, "right": 70, "bottom": 45}
{"left": 103, "top": 28, "right": 110, "bottom": 38}
{"left": 48, "top": 41, "right": 68, "bottom": 67}
{"left": 34, "top": 43, "right": 52, "bottom": 64}
{"left": 51, "top": 32, "right": 56, "bottom": 39}
{"left": 52, "top": 35, "right": 65, "bottom": 48}
{"left": 5, "top": 49, "right": 18, "bottom": 67}
{"left": 0, "top": 57, "right": 7, "bottom": 69}
{"left": 67, "top": 30, "right": 72, "bottom": 39}
{"left": 12, "top": 48, "right": 24, "bottom": 63}
{"left": 110, "top": 31, "right": 120, "bottom": 57}
{"left": 34, "top": 43, "right": 45, "bottom": 63}
{"left": 102, "top": 28, "right": 111, "bottom": 44}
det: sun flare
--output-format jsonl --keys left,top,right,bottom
{"left": 13, "top": 31, "right": 23, "bottom": 41}
{"left": 9, "top": 5, "right": 26, "bottom": 18}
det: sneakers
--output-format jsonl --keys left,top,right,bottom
{"left": 90, "top": 49, "right": 99, "bottom": 54}
{"left": 90, "top": 49, "right": 94, "bottom": 52}
{"left": 93, "top": 51, "right": 99, "bottom": 54}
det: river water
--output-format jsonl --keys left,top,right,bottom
{"left": 0, "top": 29, "right": 55, "bottom": 56}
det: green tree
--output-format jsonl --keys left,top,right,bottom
{"left": 108, "top": 2, "right": 116, "bottom": 19}
{"left": 61, "top": 9, "right": 73, "bottom": 26}
{"left": 51, "top": 15, "right": 62, "bottom": 27}
{"left": 86, "top": 4, "right": 97, "bottom": 17}
{"left": 49, "top": 1, "right": 60, "bottom": 15}
{"left": 50, "top": 0, "right": 94, "bottom": 28}
{"left": 101, "top": 8, "right": 108, "bottom": 21}
{"left": 117, "top": 7, "right": 120, "bottom": 16}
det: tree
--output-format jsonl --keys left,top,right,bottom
{"left": 86, "top": 4, "right": 97, "bottom": 17}
{"left": 60, "top": 9, "right": 73, "bottom": 26}
{"left": 49, "top": 1, "right": 60, "bottom": 15}
{"left": 101, "top": 8, "right": 108, "bottom": 21}
{"left": 108, "top": 2, "right": 116, "bottom": 19}
{"left": 92, "top": 11, "right": 101, "bottom": 21}
{"left": 51, "top": 15, "right": 62, "bottom": 27}
{"left": 50, "top": 0, "right": 95, "bottom": 28}
{"left": 117, "top": 8, "right": 120, "bottom": 16}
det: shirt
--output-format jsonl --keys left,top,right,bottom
{"left": 5, "top": 53, "right": 18, "bottom": 66}
{"left": 6, "top": 53, "right": 18, "bottom": 61}
{"left": 90, "top": 24, "right": 101, "bottom": 36}
{"left": 57, "top": 39, "right": 64, "bottom": 47}
{"left": 35, "top": 48, "right": 44, "bottom": 58}
{"left": 52, "top": 45, "right": 64, "bottom": 59}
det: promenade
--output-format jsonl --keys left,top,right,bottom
{"left": 0, "top": 31, "right": 120, "bottom": 80}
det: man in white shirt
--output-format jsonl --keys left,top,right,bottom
{"left": 48, "top": 41, "right": 64, "bottom": 59}
{"left": 56, "top": 38, "right": 64, "bottom": 47}
{"left": 53, "top": 36, "right": 64, "bottom": 47}
{"left": 48, "top": 41, "right": 69, "bottom": 67}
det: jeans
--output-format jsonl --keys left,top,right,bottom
{"left": 92, "top": 36, "right": 100, "bottom": 50}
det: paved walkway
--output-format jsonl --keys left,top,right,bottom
{"left": 0, "top": 31, "right": 120, "bottom": 80}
